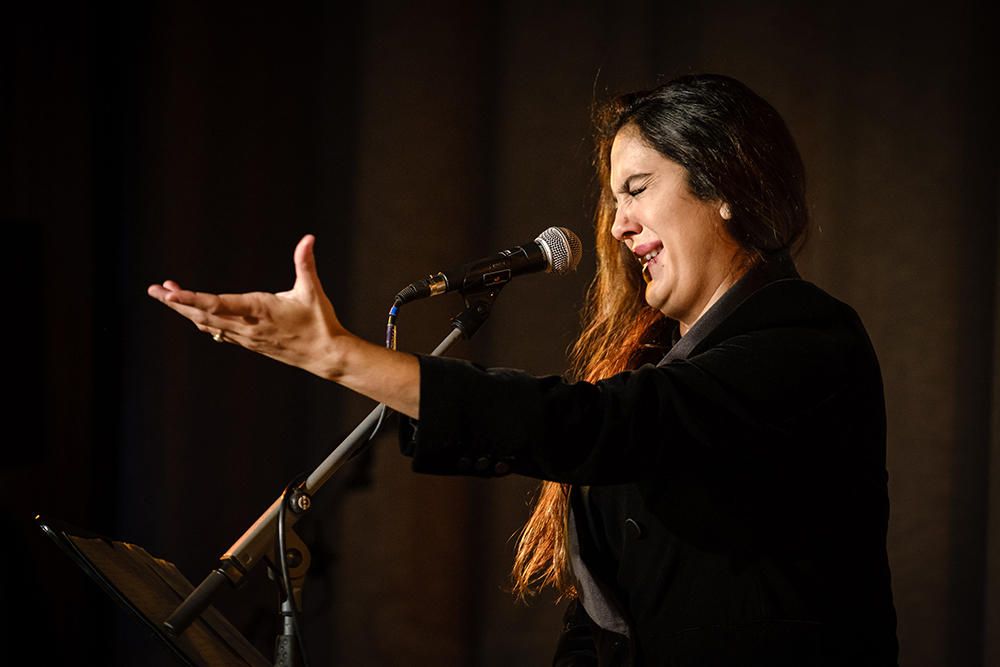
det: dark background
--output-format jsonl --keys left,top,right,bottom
{"left": 3, "top": 1, "right": 997, "bottom": 665}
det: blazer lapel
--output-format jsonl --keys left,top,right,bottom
{"left": 658, "top": 250, "right": 800, "bottom": 365}
{"left": 568, "top": 251, "right": 801, "bottom": 635}
{"left": 567, "top": 497, "right": 632, "bottom": 637}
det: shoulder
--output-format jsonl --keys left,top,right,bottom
{"left": 691, "top": 278, "right": 873, "bottom": 359}
{"left": 670, "top": 279, "right": 883, "bottom": 416}
{"left": 728, "top": 278, "right": 862, "bottom": 330}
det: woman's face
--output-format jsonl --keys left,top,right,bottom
{"left": 609, "top": 126, "right": 744, "bottom": 331}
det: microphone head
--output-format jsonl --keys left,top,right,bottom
{"left": 535, "top": 227, "right": 583, "bottom": 274}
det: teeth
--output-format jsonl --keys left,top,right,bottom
{"left": 637, "top": 249, "right": 660, "bottom": 266}
{"left": 638, "top": 248, "right": 659, "bottom": 283}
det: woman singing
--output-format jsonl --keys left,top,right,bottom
{"left": 149, "top": 74, "right": 898, "bottom": 665}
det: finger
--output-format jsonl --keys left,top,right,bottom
{"left": 292, "top": 234, "right": 325, "bottom": 297}
{"left": 148, "top": 283, "right": 171, "bottom": 299}
{"left": 194, "top": 323, "right": 250, "bottom": 346}
{"left": 214, "top": 293, "right": 266, "bottom": 321}
{"left": 163, "top": 288, "right": 261, "bottom": 319}
{"left": 193, "top": 322, "right": 279, "bottom": 360}
{"left": 193, "top": 322, "right": 225, "bottom": 339}
{"left": 156, "top": 295, "right": 259, "bottom": 337}
{"left": 147, "top": 280, "right": 184, "bottom": 299}
{"left": 161, "top": 288, "right": 219, "bottom": 308}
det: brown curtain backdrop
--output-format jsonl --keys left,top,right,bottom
{"left": 4, "top": 1, "right": 996, "bottom": 665}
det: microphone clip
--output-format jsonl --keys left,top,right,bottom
{"left": 450, "top": 284, "right": 506, "bottom": 340}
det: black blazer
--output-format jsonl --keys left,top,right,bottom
{"left": 400, "top": 257, "right": 898, "bottom": 666}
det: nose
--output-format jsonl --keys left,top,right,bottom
{"left": 611, "top": 204, "right": 640, "bottom": 244}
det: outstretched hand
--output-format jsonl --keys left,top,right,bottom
{"left": 147, "top": 234, "right": 350, "bottom": 380}
{"left": 148, "top": 233, "right": 421, "bottom": 417}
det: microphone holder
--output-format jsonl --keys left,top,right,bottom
{"left": 163, "top": 284, "right": 506, "bottom": 641}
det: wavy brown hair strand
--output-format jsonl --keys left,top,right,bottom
{"left": 511, "top": 74, "right": 809, "bottom": 602}
{"left": 511, "top": 135, "right": 666, "bottom": 602}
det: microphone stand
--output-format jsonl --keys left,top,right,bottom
{"left": 163, "top": 285, "right": 506, "bottom": 659}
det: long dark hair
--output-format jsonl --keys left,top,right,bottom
{"left": 512, "top": 74, "right": 810, "bottom": 601}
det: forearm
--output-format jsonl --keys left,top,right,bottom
{"left": 323, "top": 334, "right": 421, "bottom": 419}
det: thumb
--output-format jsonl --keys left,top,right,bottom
{"left": 292, "top": 234, "right": 325, "bottom": 296}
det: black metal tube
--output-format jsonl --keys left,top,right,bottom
{"left": 163, "top": 568, "right": 232, "bottom": 636}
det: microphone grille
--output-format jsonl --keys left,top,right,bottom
{"left": 536, "top": 227, "right": 583, "bottom": 274}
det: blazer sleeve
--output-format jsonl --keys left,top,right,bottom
{"left": 399, "top": 323, "right": 861, "bottom": 485}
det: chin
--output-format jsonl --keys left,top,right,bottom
{"left": 643, "top": 289, "right": 668, "bottom": 315}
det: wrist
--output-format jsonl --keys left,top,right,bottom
{"left": 316, "top": 331, "right": 360, "bottom": 381}
{"left": 311, "top": 330, "right": 421, "bottom": 418}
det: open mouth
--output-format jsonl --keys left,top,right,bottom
{"left": 639, "top": 248, "right": 659, "bottom": 284}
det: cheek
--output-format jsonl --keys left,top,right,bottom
{"left": 658, "top": 232, "right": 712, "bottom": 288}
{"left": 675, "top": 220, "right": 718, "bottom": 262}
{"left": 661, "top": 227, "right": 700, "bottom": 265}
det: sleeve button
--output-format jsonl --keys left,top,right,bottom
{"left": 625, "top": 518, "right": 644, "bottom": 540}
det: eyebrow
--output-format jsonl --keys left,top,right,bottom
{"left": 615, "top": 172, "right": 652, "bottom": 194}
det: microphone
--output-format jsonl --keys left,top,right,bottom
{"left": 394, "top": 227, "right": 583, "bottom": 305}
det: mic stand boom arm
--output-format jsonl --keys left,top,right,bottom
{"left": 163, "top": 286, "right": 504, "bottom": 637}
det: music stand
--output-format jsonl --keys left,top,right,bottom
{"left": 37, "top": 515, "right": 270, "bottom": 667}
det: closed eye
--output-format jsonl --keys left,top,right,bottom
{"left": 617, "top": 173, "right": 652, "bottom": 199}
{"left": 612, "top": 173, "right": 652, "bottom": 208}
{"left": 610, "top": 188, "right": 644, "bottom": 213}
